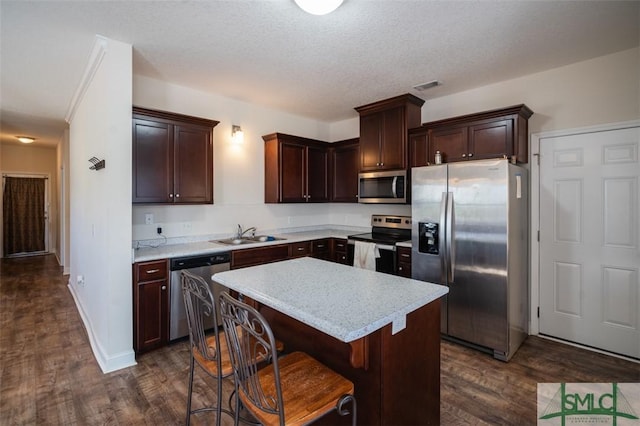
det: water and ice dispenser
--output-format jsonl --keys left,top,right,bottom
{"left": 418, "top": 222, "right": 439, "bottom": 255}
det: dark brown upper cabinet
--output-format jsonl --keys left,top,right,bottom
{"left": 263, "top": 133, "right": 329, "bottom": 203}
{"left": 132, "top": 107, "right": 218, "bottom": 204}
{"left": 424, "top": 104, "right": 533, "bottom": 164}
{"left": 329, "top": 138, "right": 359, "bottom": 203}
{"left": 355, "top": 94, "right": 424, "bottom": 172}
{"left": 408, "top": 126, "right": 429, "bottom": 167}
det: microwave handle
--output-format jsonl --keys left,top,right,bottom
{"left": 392, "top": 176, "right": 398, "bottom": 198}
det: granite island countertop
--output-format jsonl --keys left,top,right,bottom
{"left": 212, "top": 256, "right": 448, "bottom": 343}
{"left": 132, "top": 227, "right": 364, "bottom": 263}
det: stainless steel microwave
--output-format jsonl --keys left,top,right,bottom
{"left": 358, "top": 170, "right": 407, "bottom": 204}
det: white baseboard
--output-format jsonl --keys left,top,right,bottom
{"left": 67, "top": 281, "right": 137, "bottom": 373}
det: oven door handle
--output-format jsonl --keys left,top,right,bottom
{"left": 375, "top": 243, "right": 396, "bottom": 252}
{"left": 347, "top": 240, "right": 396, "bottom": 252}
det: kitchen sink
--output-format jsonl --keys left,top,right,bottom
{"left": 212, "top": 236, "right": 286, "bottom": 245}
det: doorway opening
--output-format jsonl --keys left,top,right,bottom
{"left": 2, "top": 174, "right": 49, "bottom": 258}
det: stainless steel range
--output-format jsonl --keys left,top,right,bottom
{"left": 347, "top": 215, "right": 412, "bottom": 274}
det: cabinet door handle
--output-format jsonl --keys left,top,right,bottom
{"left": 462, "top": 154, "right": 467, "bottom": 158}
{"left": 169, "top": 193, "right": 174, "bottom": 198}
{"left": 161, "top": 285, "right": 167, "bottom": 290}
{"left": 401, "top": 254, "right": 410, "bottom": 258}
{"left": 297, "top": 247, "right": 304, "bottom": 251}
{"left": 317, "top": 244, "right": 325, "bottom": 248}
{"left": 468, "top": 153, "right": 473, "bottom": 157}
{"left": 176, "top": 193, "right": 180, "bottom": 198}
{"left": 380, "top": 162, "right": 384, "bottom": 166}
{"left": 398, "top": 266, "right": 403, "bottom": 271}
{"left": 146, "top": 269, "right": 160, "bottom": 274}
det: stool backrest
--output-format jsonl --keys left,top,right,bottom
{"left": 181, "top": 270, "right": 221, "bottom": 364}
{"left": 219, "top": 292, "right": 284, "bottom": 424}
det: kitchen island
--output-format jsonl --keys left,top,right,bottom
{"left": 213, "top": 257, "right": 448, "bottom": 425}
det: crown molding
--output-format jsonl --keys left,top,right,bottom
{"left": 64, "top": 35, "right": 109, "bottom": 123}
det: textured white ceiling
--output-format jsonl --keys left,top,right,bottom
{"left": 1, "top": 0, "right": 638, "bottom": 147}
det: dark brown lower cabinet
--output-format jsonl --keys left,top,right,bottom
{"left": 311, "top": 238, "right": 331, "bottom": 260}
{"left": 332, "top": 238, "right": 349, "bottom": 265}
{"left": 396, "top": 246, "right": 412, "bottom": 278}
{"left": 133, "top": 259, "right": 169, "bottom": 354}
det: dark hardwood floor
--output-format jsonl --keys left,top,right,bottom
{"left": 1, "top": 255, "right": 638, "bottom": 425}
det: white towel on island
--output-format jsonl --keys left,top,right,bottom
{"left": 353, "top": 241, "right": 380, "bottom": 270}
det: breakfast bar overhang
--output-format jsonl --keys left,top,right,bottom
{"left": 213, "top": 257, "right": 449, "bottom": 425}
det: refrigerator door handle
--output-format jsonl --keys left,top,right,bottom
{"left": 446, "top": 192, "right": 455, "bottom": 283}
{"left": 439, "top": 192, "right": 448, "bottom": 283}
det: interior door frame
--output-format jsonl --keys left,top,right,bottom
{"left": 1, "top": 172, "right": 50, "bottom": 257}
{"left": 530, "top": 119, "right": 640, "bottom": 337}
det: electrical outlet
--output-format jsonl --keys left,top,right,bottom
{"left": 157, "top": 227, "right": 162, "bottom": 235}
{"left": 145, "top": 213, "right": 154, "bottom": 225}
{"left": 77, "top": 275, "right": 84, "bottom": 287}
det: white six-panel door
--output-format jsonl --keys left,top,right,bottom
{"left": 538, "top": 124, "right": 639, "bottom": 359}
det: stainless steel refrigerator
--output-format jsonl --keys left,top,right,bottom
{"left": 411, "top": 159, "right": 528, "bottom": 361}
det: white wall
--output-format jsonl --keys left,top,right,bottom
{"left": 68, "top": 36, "right": 134, "bottom": 373}
{"left": 422, "top": 47, "right": 640, "bottom": 134}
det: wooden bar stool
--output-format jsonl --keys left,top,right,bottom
{"left": 219, "top": 292, "right": 357, "bottom": 426}
{"left": 181, "top": 271, "right": 283, "bottom": 426}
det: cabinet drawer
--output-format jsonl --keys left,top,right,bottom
{"left": 290, "top": 241, "right": 312, "bottom": 258}
{"left": 135, "top": 260, "right": 168, "bottom": 282}
{"left": 397, "top": 246, "right": 412, "bottom": 260}
{"left": 231, "top": 244, "right": 290, "bottom": 269}
{"left": 312, "top": 239, "right": 330, "bottom": 253}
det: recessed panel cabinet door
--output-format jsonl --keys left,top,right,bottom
{"left": 306, "top": 145, "right": 329, "bottom": 202}
{"left": 429, "top": 127, "right": 468, "bottom": 163}
{"left": 132, "top": 119, "right": 173, "bottom": 203}
{"left": 173, "top": 125, "right": 213, "bottom": 204}
{"left": 469, "top": 119, "right": 513, "bottom": 160}
{"left": 379, "top": 106, "right": 406, "bottom": 170}
{"left": 359, "top": 113, "right": 383, "bottom": 171}
{"left": 331, "top": 141, "right": 359, "bottom": 202}
{"left": 280, "top": 142, "right": 307, "bottom": 202}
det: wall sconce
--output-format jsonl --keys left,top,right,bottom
{"left": 88, "top": 156, "right": 106, "bottom": 171}
{"left": 232, "top": 125, "right": 244, "bottom": 144}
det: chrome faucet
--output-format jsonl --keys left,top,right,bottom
{"left": 237, "top": 224, "right": 256, "bottom": 239}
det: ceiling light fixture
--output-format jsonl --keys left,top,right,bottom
{"left": 294, "top": 0, "right": 344, "bottom": 15}
{"left": 413, "top": 80, "right": 441, "bottom": 91}
{"left": 17, "top": 136, "right": 35, "bottom": 144}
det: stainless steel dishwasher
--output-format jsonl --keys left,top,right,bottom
{"left": 169, "top": 252, "right": 230, "bottom": 341}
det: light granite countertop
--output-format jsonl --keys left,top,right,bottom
{"left": 132, "top": 227, "right": 364, "bottom": 263}
{"left": 212, "top": 257, "right": 448, "bottom": 343}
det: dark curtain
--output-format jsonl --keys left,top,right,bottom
{"left": 3, "top": 177, "right": 46, "bottom": 256}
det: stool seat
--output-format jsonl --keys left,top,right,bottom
{"left": 219, "top": 292, "right": 357, "bottom": 426}
{"left": 240, "top": 351, "right": 354, "bottom": 426}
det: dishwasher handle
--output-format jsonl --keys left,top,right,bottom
{"left": 170, "top": 252, "right": 231, "bottom": 271}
